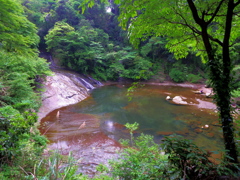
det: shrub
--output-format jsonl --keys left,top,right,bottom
{"left": 97, "top": 123, "right": 176, "bottom": 179}
{"left": 162, "top": 135, "right": 240, "bottom": 179}
{"left": 0, "top": 129, "right": 48, "bottom": 179}
{"left": 169, "top": 68, "right": 186, "bottom": 82}
{"left": 186, "top": 73, "right": 203, "bottom": 83}
{"left": 232, "top": 88, "right": 240, "bottom": 98}
{"left": 0, "top": 106, "right": 36, "bottom": 163}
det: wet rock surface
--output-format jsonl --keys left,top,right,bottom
{"left": 38, "top": 72, "right": 90, "bottom": 120}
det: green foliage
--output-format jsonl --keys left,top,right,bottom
{"left": 232, "top": 65, "right": 240, "bottom": 90}
{"left": 0, "top": 123, "right": 48, "bottom": 178}
{"left": 232, "top": 88, "right": 240, "bottom": 98}
{"left": 0, "top": 49, "right": 50, "bottom": 167}
{"left": 0, "top": 0, "right": 51, "bottom": 172}
{"left": 162, "top": 135, "right": 240, "bottom": 179}
{"left": 163, "top": 135, "right": 215, "bottom": 179}
{"left": 92, "top": 123, "right": 176, "bottom": 179}
{"left": 38, "top": 151, "right": 81, "bottom": 180}
{"left": 140, "top": 37, "right": 169, "bottom": 62}
{"left": 125, "top": 56, "right": 154, "bottom": 80}
{"left": 169, "top": 68, "right": 186, "bottom": 83}
{"left": 0, "top": 0, "right": 40, "bottom": 55}
{"left": 0, "top": 149, "right": 88, "bottom": 180}
{"left": 186, "top": 74, "right": 203, "bottom": 83}
{"left": 102, "top": 133, "right": 173, "bottom": 180}
{"left": 45, "top": 20, "right": 155, "bottom": 81}
{"left": 126, "top": 82, "right": 144, "bottom": 101}
{"left": 0, "top": 106, "right": 37, "bottom": 163}
{"left": 0, "top": 50, "right": 51, "bottom": 110}
{"left": 125, "top": 122, "right": 139, "bottom": 146}
{"left": 45, "top": 21, "right": 109, "bottom": 76}
{"left": 169, "top": 61, "right": 203, "bottom": 83}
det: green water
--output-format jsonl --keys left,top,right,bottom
{"left": 61, "top": 84, "right": 223, "bottom": 150}
{"left": 40, "top": 84, "right": 224, "bottom": 174}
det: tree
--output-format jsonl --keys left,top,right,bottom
{"left": 0, "top": 0, "right": 40, "bottom": 55}
{"left": 82, "top": 0, "right": 239, "bottom": 164}
{"left": 0, "top": 0, "right": 51, "bottom": 164}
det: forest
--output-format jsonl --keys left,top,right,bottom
{"left": 0, "top": 0, "right": 239, "bottom": 179}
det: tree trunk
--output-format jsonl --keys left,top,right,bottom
{"left": 188, "top": 0, "right": 239, "bottom": 164}
{"left": 208, "top": 55, "right": 238, "bottom": 164}
{"left": 202, "top": 26, "right": 238, "bottom": 164}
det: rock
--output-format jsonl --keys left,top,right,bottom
{"left": 172, "top": 96, "right": 188, "bottom": 105}
{"left": 38, "top": 72, "right": 90, "bottom": 121}
{"left": 206, "top": 92, "right": 214, "bottom": 98}
{"left": 166, "top": 96, "right": 172, "bottom": 100}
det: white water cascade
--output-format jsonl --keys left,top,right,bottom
{"left": 38, "top": 52, "right": 103, "bottom": 121}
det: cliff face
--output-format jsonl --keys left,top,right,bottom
{"left": 37, "top": 71, "right": 101, "bottom": 121}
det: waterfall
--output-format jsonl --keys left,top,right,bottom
{"left": 77, "top": 77, "right": 95, "bottom": 90}
{"left": 87, "top": 76, "right": 103, "bottom": 86}
{"left": 38, "top": 51, "right": 104, "bottom": 120}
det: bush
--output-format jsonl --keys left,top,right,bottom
{"left": 0, "top": 130, "right": 48, "bottom": 179}
{"left": 169, "top": 68, "right": 186, "bottom": 82}
{"left": 0, "top": 106, "right": 37, "bottom": 163}
{"left": 109, "top": 134, "right": 174, "bottom": 179}
{"left": 186, "top": 73, "right": 203, "bottom": 83}
{"left": 97, "top": 123, "right": 176, "bottom": 179}
{"left": 232, "top": 88, "right": 240, "bottom": 98}
{"left": 0, "top": 149, "right": 88, "bottom": 180}
{"left": 162, "top": 135, "right": 240, "bottom": 179}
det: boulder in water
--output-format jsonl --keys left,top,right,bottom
{"left": 166, "top": 96, "right": 172, "bottom": 100}
{"left": 206, "top": 92, "right": 213, "bottom": 98}
{"left": 172, "top": 96, "right": 188, "bottom": 105}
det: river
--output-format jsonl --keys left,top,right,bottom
{"left": 39, "top": 83, "right": 223, "bottom": 176}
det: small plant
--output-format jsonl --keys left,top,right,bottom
{"left": 125, "top": 122, "right": 139, "bottom": 146}
{"left": 126, "top": 82, "right": 144, "bottom": 101}
{"left": 23, "top": 150, "right": 87, "bottom": 180}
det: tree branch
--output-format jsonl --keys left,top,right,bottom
{"left": 186, "top": 0, "right": 202, "bottom": 25}
{"left": 206, "top": 0, "right": 225, "bottom": 24}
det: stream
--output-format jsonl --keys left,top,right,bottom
{"left": 39, "top": 83, "right": 224, "bottom": 176}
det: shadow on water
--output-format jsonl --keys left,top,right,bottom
{"left": 39, "top": 84, "right": 224, "bottom": 176}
